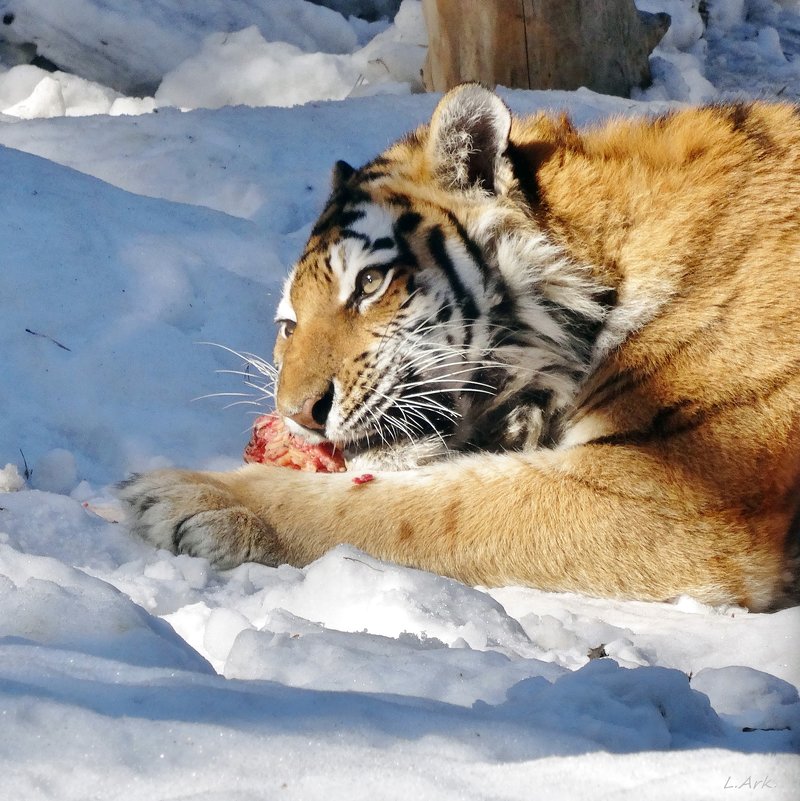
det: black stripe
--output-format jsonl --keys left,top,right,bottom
{"left": 393, "top": 212, "right": 422, "bottom": 269}
{"left": 427, "top": 225, "right": 481, "bottom": 348}
{"left": 506, "top": 141, "right": 542, "bottom": 207}
{"left": 577, "top": 369, "right": 640, "bottom": 418}
{"left": 337, "top": 185, "right": 370, "bottom": 205}
{"left": 726, "top": 102, "right": 751, "bottom": 131}
{"left": 174, "top": 515, "right": 197, "bottom": 552}
{"left": 652, "top": 109, "right": 676, "bottom": 128}
{"left": 538, "top": 297, "right": 604, "bottom": 359}
{"left": 335, "top": 208, "right": 366, "bottom": 229}
{"left": 404, "top": 272, "right": 416, "bottom": 296}
{"left": 443, "top": 210, "right": 492, "bottom": 286}
{"left": 311, "top": 189, "right": 369, "bottom": 237}
{"left": 385, "top": 193, "right": 413, "bottom": 209}
{"left": 366, "top": 156, "right": 391, "bottom": 169}
{"left": 395, "top": 212, "right": 422, "bottom": 234}
{"left": 588, "top": 406, "right": 703, "bottom": 447}
{"left": 301, "top": 238, "right": 327, "bottom": 256}
{"left": 371, "top": 237, "right": 394, "bottom": 252}
{"left": 578, "top": 313, "right": 710, "bottom": 420}
{"left": 317, "top": 254, "right": 333, "bottom": 284}
{"left": 357, "top": 170, "right": 389, "bottom": 182}
{"left": 340, "top": 228, "right": 371, "bottom": 245}
{"left": 714, "top": 103, "right": 776, "bottom": 154}
{"left": 427, "top": 226, "right": 479, "bottom": 320}
{"left": 589, "top": 360, "right": 800, "bottom": 447}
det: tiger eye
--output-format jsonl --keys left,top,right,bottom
{"left": 359, "top": 268, "right": 384, "bottom": 295}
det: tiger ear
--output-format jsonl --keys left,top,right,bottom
{"left": 426, "top": 83, "right": 512, "bottom": 194}
{"left": 331, "top": 159, "right": 356, "bottom": 192}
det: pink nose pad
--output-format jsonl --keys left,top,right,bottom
{"left": 287, "top": 384, "right": 335, "bottom": 431}
{"left": 287, "top": 396, "right": 324, "bottom": 431}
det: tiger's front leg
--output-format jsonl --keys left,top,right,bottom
{"left": 119, "top": 460, "right": 500, "bottom": 576}
{"left": 118, "top": 449, "right": 780, "bottom": 610}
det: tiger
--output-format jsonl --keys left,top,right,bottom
{"left": 120, "top": 83, "right": 800, "bottom": 611}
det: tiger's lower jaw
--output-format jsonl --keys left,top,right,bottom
{"left": 327, "top": 425, "right": 451, "bottom": 471}
{"left": 344, "top": 435, "right": 454, "bottom": 471}
{"left": 328, "top": 412, "right": 463, "bottom": 470}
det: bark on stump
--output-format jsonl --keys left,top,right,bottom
{"left": 421, "top": 0, "right": 670, "bottom": 98}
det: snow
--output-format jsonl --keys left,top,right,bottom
{"left": 154, "top": 2, "right": 427, "bottom": 109}
{"left": 155, "top": 28, "right": 362, "bottom": 110}
{"left": 0, "top": 0, "right": 364, "bottom": 93}
{"left": 1, "top": 0, "right": 799, "bottom": 798}
{"left": 0, "top": 0, "right": 425, "bottom": 115}
{"left": 28, "top": 448, "right": 78, "bottom": 494}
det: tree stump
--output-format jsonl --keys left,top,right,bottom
{"left": 421, "top": 0, "right": 670, "bottom": 98}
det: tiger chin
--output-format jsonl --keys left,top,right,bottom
{"left": 120, "top": 84, "right": 800, "bottom": 611}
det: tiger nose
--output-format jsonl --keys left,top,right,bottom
{"left": 287, "top": 383, "right": 334, "bottom": 431}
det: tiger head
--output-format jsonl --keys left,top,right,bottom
{"left": 272, "top": 85, "right": 605, "bottom": 467}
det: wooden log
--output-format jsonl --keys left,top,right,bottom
{"left": 421, "top": 0, "right": 670, "bottom": 98}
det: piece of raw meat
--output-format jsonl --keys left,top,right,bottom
{"left": 244, "top": 414, "right": 346, "bottom": 473}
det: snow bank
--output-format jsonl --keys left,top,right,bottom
{"left": 155, "top": 27, "right": 363, "bottom": 110}
{"left": 0, "top": 0, "right": 361, "bottom": 94}
{"left": 693, "top": 666, "right": 800, "bottom": 737}
{"left": 0, "top": 543, "right": 212, "bottom": 671}
{"left": 0, "top": 0, "right": 426, "bottom": 117}
{"left": 632, "top": 0, "right": 799, "bottom": 104}
{"left": 155, "top": 2, "right": 426, "bottom": 110}
{"left": 0, "top": 143, "right": 275, "bottom": 483}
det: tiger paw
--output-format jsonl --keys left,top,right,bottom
{"left": 117, "top": 469, "right": 280, "bottom": 569}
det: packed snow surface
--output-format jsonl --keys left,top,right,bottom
{"left": 1, "top": 0, "right": 799, "bottom": 799}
